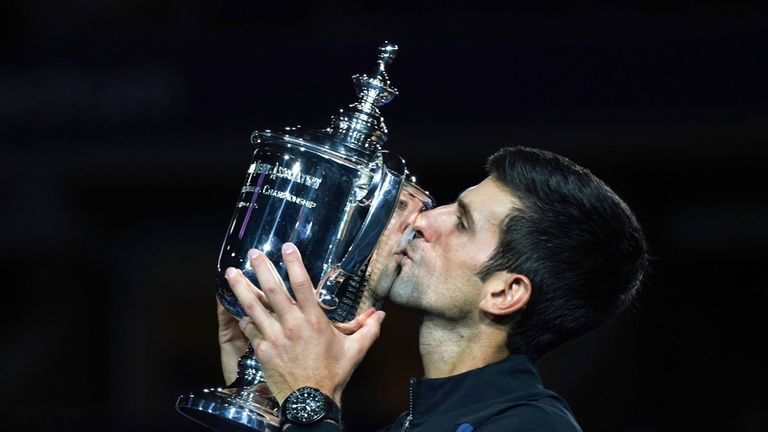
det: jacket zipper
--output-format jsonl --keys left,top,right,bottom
{"left": 401, "top": 377, "right": 416, "bottom": 432}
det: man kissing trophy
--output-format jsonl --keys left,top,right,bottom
{"left": 176, "top": 42, "right": 433, "bottom": 431}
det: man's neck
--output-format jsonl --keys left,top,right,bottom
{"left": 418, "top": 315, "right": 510, "bottom": 378}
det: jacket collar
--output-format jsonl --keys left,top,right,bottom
{"left": 411, "top": 354, "right": 543, "bottom": 419}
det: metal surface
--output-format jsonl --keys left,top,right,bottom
{"left": 176, "top": 387, "right": 280, "bottom": 432}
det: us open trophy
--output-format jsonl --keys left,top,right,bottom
{"left": 176, "top": 42, "right": 433, "bottom": 431}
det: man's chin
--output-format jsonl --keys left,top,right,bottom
{"left": 387, "top": 274, "right": 414, "bottom": 306}
{"left": 372, "top": 279, "right": 394, "bottom": 300}
{"left": 366, "top": 265, "right": 398, "bottom": 299}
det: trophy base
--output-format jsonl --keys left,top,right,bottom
{"left": 176, "top": 386, "right": 280, "bottom": 432}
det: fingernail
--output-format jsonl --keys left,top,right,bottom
{"left": 247, "top": 249, "right": 261, "bottom": 260}
{"left": 225, "top": 267, "right": 238, "bottom": 278}
{"left": 282, "top": 242, "right": 296, "bottom": 254}
{"left": 239, "top": 320, "right": 248, "bottom": 331}
{"left": 378, "top": 311, "right": 386, "bottom": 322}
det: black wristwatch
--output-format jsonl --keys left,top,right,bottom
{"left": 279, "top": 386, "right": 341, "bottom": 427}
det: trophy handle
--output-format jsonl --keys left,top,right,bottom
{"left": 316, "top": 165, "right": 403, "bottom": 311}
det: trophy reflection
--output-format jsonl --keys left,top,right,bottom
{"left": 176, "top": 42, "right": 433, "bottom": 431}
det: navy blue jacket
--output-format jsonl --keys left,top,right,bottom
{"left": 288, "top": 355, "right": 582, "bottom": 431}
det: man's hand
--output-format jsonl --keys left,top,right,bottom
{"left": 217, "top": 298, "right": 248, "bottom": 386}
{"left": 225, "top": 242, "right": 386, "bottom": 406}
{"left": 218, "top": 279, "right": 273, "bottom": 385}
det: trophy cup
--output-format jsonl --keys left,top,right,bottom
{"left": 176, "top": 42, "right": 433, "bottom": 431}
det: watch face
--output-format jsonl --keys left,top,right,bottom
{"left": 285, "top": 387, "right": 327, "bottom": 424}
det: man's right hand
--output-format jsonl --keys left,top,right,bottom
{"left": 218, "top": 281, "right": 378, "bottom": 387}
{"left": 228, "top": 244, "right": 385, "bottom": 406}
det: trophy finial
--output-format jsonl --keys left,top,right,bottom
{"left": 329, "top": 42, "right": 400, "bottom": 155}
{"left": 379, "top": 41, "right": 398, "bottom": 58}
{"left": 376, "top": 42, "right": 398, "bottom": 80}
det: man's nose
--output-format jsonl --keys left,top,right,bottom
{"left": 412, "top": 206, "right": 448, "bottom": 242}
{"left": 400, "top": 201, "right": 422, "bottom": 229}
{"left": 412, "top": 211, "right": 429, "bottom": 242}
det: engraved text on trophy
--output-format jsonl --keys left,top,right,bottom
{"left": 238, "top": 159, "right": 324, "bottom": 210}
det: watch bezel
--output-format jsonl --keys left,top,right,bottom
{"left": 282, "top": 386, "right": 330, "bottom": 425}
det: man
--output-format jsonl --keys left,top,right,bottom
{"left": 222, "top": 146, "right": 648, "bottom": 431}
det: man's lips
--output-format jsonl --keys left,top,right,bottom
{"left": 395, "top": 246, "right": 412, "bottom": 264}
{"left": 395, "top": 250, "right": 408, "bottom": 263}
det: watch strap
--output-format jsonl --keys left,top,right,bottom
{"left": 282, "top": 421, "right": 341, "bottom": 432}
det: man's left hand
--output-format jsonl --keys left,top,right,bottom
{"left": 225, "top": 242, "right": 386, "bottom": 406}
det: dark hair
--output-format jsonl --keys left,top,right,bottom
{"left": 480, "top": 147, "right": 648, "bottom": 358}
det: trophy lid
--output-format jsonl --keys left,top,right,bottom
{"left": 328, "top": 42, "right": 399, "bottom": 154}
{"left": 252, "top": 42, "right": 399, "bottom": 164}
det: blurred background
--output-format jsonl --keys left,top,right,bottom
{"left": 2, "top": 1, "right": 767, "bottom": 431}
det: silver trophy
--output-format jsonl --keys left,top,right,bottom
{"left": 176, "top": 42, "right": 433, "bottom": 431}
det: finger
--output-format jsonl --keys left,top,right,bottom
{"left": 218, "top": 295, "right": 270, "bottom": 324}
{"left": 281, "top": 242, "right": 322, "bottom": 315}
{"left": 350, "top": 311, "right": 386, "bottom": 355}
{"left": 251, "top": 249, "right": 293, "bottom": 305}
{"left": 252, "top": 286, "right": 270, "bottom": 309}
{"left": 247, "top": 249, "right": 297, "bottom": 319}
{"left": 228, "top": 268, "right": 271, "bottom": 308}
{"left": 334, "top": 307, "right": 377, "bottom": 335}
{"left": 239, "top": 319, "right": 264, "bottom": 341}
{"left": 222, "top": 271, "right": 260, "bottom": 315}
{"left": 226, "top": 267, "right": 278, "bottom": 336}
{"left": 220, "top": 278, "right": 272, "bottom": 311}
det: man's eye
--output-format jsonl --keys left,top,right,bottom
{"left": 456, "top": 215, "right": 467, "bottom": 231}
{"left": 396, "top": 199, "right": 408, "bottom": 211}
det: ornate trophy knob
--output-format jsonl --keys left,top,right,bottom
{"left": 175, "top": 42, "right": 433, "bottom": 431}
{"left": 330, "top": 42, "right": 399, "bottom": 151}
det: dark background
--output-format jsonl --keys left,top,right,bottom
{"left": 2, "top": 1, "right": 767, "bottom": 431}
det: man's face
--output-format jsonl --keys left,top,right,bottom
{"left": 366, "top": 184, "right": 432, "bottom": 300}
{"left": 389, "top": 176, "right": 520, "bottom": 320}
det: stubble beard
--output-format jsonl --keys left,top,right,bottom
{"left": 388, "top": 266, "right": 423, "bottom": 310}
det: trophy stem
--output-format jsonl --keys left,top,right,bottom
{"left": 230, "top": 344, "right": 266, "bottom": 388}
{"left": 176, "top": 344, "right": 280, "bottom": 431}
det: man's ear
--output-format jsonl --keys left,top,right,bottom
{"left": 479, "top": 272, "right": 532, "bottom": 317}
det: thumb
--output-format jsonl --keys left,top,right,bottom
{"left": 334, "top": 307, "right": 377, "bottom": 335}
{"left": 350, "top": 311, "right": 386, "bottom": 352}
